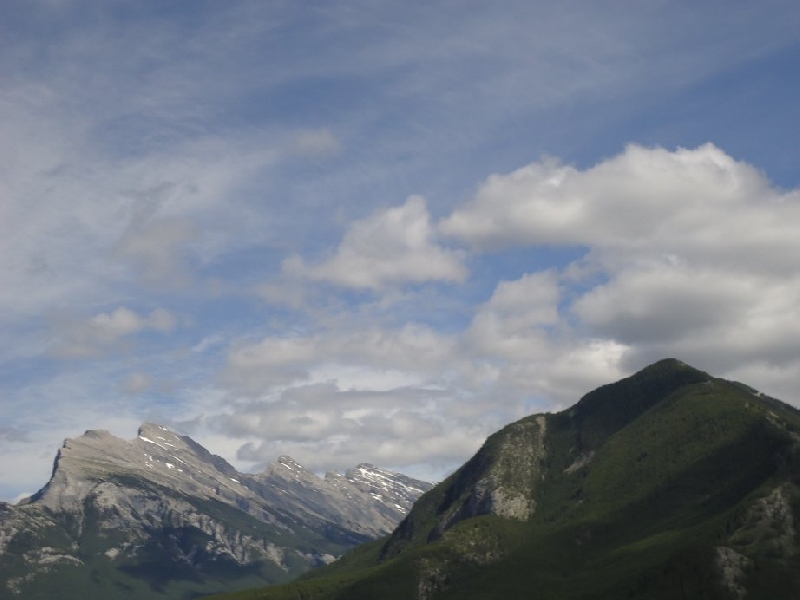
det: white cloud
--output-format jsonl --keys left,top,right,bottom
{"left": 466, "top": 270, "right": 560, "bottom": 359}
{"left": 257, "top": 281, "right": 309, "bottom": 310}
{"left": 441, "top": 144, "right": 783, "bottom": 256}
{"left": 284, "top": 196, "right": 467, "bottom": 289}
{"left": 221, "top": 323, "right": 455, "bottom": 396}
{"left": 228, "top": 381, "right": 486, "bottom": 476}
{"left": 0, "top": 428, "right": 29, "bottom": 443}
{"left": 115, "top": 218, "right": 197, "bottom": 286}
{"left": 457, "top": 269, "right": 630, "bottom": 404}
{"left": 236, "top": 424, "right": 484, "bottom": 477}
{"left": 220, "top": 321, "right": 457, "bottom": 396}
{"left": 330, "top": 324, "right": 457, "bottom": 371}
{"left": 26, "top": 142, "right": 800, "bottom": 490}
{"left": 573, "top": 264, "right": 757, "bottom": 344}
{"left": 121, "top": 372, "right": 153, "bottom": 395}
{"left": 288, "top": 128, "right": 342, "bottom": 156}
{"left": 212, "top": 134, "right": 800, "bottom": 469}
{"left": 191, "top": 335, "right": 225, "bottom": 354}
{"left": 49, "top": 307, "right": 179, "bottom": 359}
{"left": 442, "top": 144, "right": 800, "bottom": 401}
{"left": 207, "top": 375, "right": 480, "bottom": 476}
{"left": 92, "top": 307, "right": 177, "bottom": 337}
{"left": 221, "top": 336, "right": 317, "bottom": 394}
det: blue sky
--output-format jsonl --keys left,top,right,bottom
{"left": 1, "top": 0, "right": 800, "bottom": 501}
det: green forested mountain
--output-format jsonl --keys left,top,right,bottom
{"left": 212, "top": 359, "right": 800, "bottom": 599}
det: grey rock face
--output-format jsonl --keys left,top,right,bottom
{"left": 343, "top": 463, "right": 433, "bottom": 515}
{"left": 0, "top": 424, "right": 431, "bottom": 599}
{"left": 433, "top": 414, "right": 546, "bottom": 537}
{"left": 34, "top": 424, "right": 250, "bottom": 513}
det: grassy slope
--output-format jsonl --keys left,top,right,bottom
{"left": 208, "top": 360, "right": 800, "bottom": 599}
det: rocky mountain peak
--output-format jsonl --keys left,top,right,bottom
{"left": 1, "top": 423, "right": 433, "bottom": 598}
{"left": 274, "top": 455, "right": 309, "bottom": 471}
{"left": 344, "top": 463, "right": 434, "bottom": 514}
{"left": 137, "top": 422, "right": 183, "bottom": 443}
{"left": 81, "top": 428, "right": 114, "bottom": 439}
{"left": 258, "top": 455, "right": 318, "bottom": 484}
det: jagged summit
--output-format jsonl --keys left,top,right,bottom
{"left": 344, "top": 463, "right": 432, "bottom": 514}
{"left": 34, "top": 424, "right": 430, "bottom": 535}
{"left": 266, "top": 454, "right": 313, "bottom": 475}
{"left": 81, "top": 428, "right": 114, "bottom": 439}
{"left": 32, "top": 423, "right": 240, "bottom": 513}
{"left": 137, "top": 421, "right": 167, "bottom": 432}
{"left": 1, "top": 422, "right": 432, "bottom": 598}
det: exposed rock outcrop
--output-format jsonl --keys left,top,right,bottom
{"left": 0, "top": 424, "right": 432, "bottom": 599}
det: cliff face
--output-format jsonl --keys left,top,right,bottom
{"left": 0, "top": 424, "right": 431, "bottom": 600}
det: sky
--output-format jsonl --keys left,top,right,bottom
{"left": 1, "top": 0, "right": 800, "bottom": 502}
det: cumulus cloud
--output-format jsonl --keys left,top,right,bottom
{"left": 121, "top": 372, "right": 154, "bottom": 394}
{"left": 221, "top": 336, "right": 317, "bottom": 394}
{"left": 49, "top": 306, "right": 179, "bottom": 359}
{"left": 211, "top": 328, "right": 486, "bottom": 475}
{"left": 115, "top": 218, "right": 197, "bottom": 286}
{"left": 466, "top": 270, "right": 560, "bottom": 359}
{"left": 226, "top": 382, "right": 483, "bottom": 474}
{"left": 284, "top": 196, "right": 467, "bottom": 290}
{"left": 287, "top": 128, "right": 342, "bottom": 156}
{"left": 443, "top": 143, "right": 800, "bottom": 390}
{"left": 236, "top": 424, "right": 484, "bottom": 478}
{"left": 0, "top": 428, "right": 29, "bottom": 443}
{"left": 441, "top": 144, "right": 793, "bottom": 268}
{"left": 178, "top": 144, "right": 800, "bottom": 484}
{"left": 217, "top": 383, "right": 444, "bottom": 449}
{"left": 220, "top": 323, "right": 456, "bottom": 396}
{"left": 573, "top": 263, "right": 758, "bottom": 343}
{"left": 210, "top": 267, "right": 631, "bottom": 476}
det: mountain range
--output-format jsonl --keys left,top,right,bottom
{"left": 0, "top": 424, "right": 432, "bottom": 599}
{"left": 211, "top": 359, "right": 800, "bottom": 600}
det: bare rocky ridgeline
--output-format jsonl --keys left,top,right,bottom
{"left": 0, "top": 423, "right": 432, "bottom": 598}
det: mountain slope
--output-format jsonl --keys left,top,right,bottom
{"left": 0, "top": 424, "right": 432, "bottom": 600}
{"left": 214, "top": 359, "right": 800, "bottom": 599}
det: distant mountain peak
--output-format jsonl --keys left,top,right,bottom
{"left": 136, "top": 421, "right": 181, "bottom": 440}
{"left": 275, "top": 455, "right": 307, "bottom": 469}
{"left": 138, "top": 421, "right": 170, "bottom": 432}
{"left": 1, "top": 425, "right": 432, "bottom": 598}
{"left": 81, "top": 428, "right": 114, "bottom": 439}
